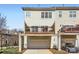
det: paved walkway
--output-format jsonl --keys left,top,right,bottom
{"left": 23, "top": 49, "right": 53, "bottom": 54}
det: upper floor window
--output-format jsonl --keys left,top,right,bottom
{"left": 59, "top": 11, "right": 62, "bottom": 17}
{"left": 49, "top": 12, "right": 52, "bottom": 18}
{"left": 41, "top": 12, "right": 44, "bottom": 18}
{"left": 69, "top": 11, "right": 76, "bottom": 18}
{"left": 31, "top": 26, "right": 38, "bottom": 32}
{"left": 45, "top": 12, "right": 48, "bottom": 18}
{"left": 41, "top": 12, "right": 52, "bottom": 18}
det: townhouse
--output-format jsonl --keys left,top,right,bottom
{"left": 19, "top": 7, "right": 79, "bottom": 52}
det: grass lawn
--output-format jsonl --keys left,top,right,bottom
{"left": 0, "top": 47, "right": 21, "bottom": 54}
{"left": 0, "top": 47, "right": 68, "bottom": 54}
{"left": 50, "top": 49, "right": 68, "bottom": 54}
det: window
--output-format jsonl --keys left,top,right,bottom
{"left": 59, "top": 11, "right": 62, "bottom": 17}
{"left": 69, "top": 11, "right": 72, "bottom": 17}
{"left": 41, "top": 12, "right": 44, "bottom": 18}
{"left": 73, "top": 11, "right": 76, "bottom": 17}
{"left": 69, "top": 11, "right": 76, "bottom": 18}
{"left": 32, "top": 26, "right": 38, "bottom": 32}
{"left": 41, "top": 26, "right": 48, "bottom": 32}
{"left": 41, "top": 12, "right": 52, "bottom": 18}
{"left": 49, "top": 12, "right": 52, "bottom": 18}
{"left": 69, "top": 11, "right": 73, "bottom": 17}
{"left": 45, "top": 12, "right": 48, "bottom": 18}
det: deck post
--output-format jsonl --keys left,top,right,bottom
{"left": 51, "top": 35, "right": 54, "bottom": 48}
{"left": 58, "top": 35, "right": 61, "bottom": 51}
{"left": 19, "top": 34, "right": 22, "bottom": 52}
{"left": 24, "top": 35, "right": 27, "bottom": 48}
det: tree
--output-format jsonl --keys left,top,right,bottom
{"left": 0, "top": 14, "right": 6, "bottom": 29}
{"left": 0, "top": 13, "right": 7, "bottom": 53}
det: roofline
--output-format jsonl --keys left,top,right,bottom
{"left": 22, "top": 7, "right": 79, "bottom": 11}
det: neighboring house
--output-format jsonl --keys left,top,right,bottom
{"left": 0, "top": 29, "right": 19, "bottom": 47}
{"left": 19, "top": 7, "right": 79, "bottom": 52}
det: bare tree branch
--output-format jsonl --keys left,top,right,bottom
{"left": 0, "top": 14, "right": 7, "bottom": 30}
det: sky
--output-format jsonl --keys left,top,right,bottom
{"left": 0, "top": 4, "right": 79, "bottom": 30}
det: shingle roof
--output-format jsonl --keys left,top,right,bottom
{"left": 22, "top": 7, "right": 79, "bottom": 11}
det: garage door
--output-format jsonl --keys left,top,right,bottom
{"left": 61, "top": 35, "right": 76, "bottom": 47}
{"left": 62, "top": 38, "right": 76, "bottom": 47}
{"left": 27, "top": 38, "right": 50, "bottom": 49}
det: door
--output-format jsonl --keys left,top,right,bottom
{"left": 27, "top": 38, "right": 50, "bottom": 49}
{"left": 62, "top": 38, "right": 76, "bottom": 47}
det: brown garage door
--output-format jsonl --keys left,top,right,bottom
{"left": 27, "top": 38, "right": 50, "bottom": 49}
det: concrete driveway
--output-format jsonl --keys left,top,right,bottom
{"left": 23, "top": 49, "right": 53, "bottom": 54}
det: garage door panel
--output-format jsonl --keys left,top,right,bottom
{"left": 27, "top": 38, "right": 50, "bottom": 49}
